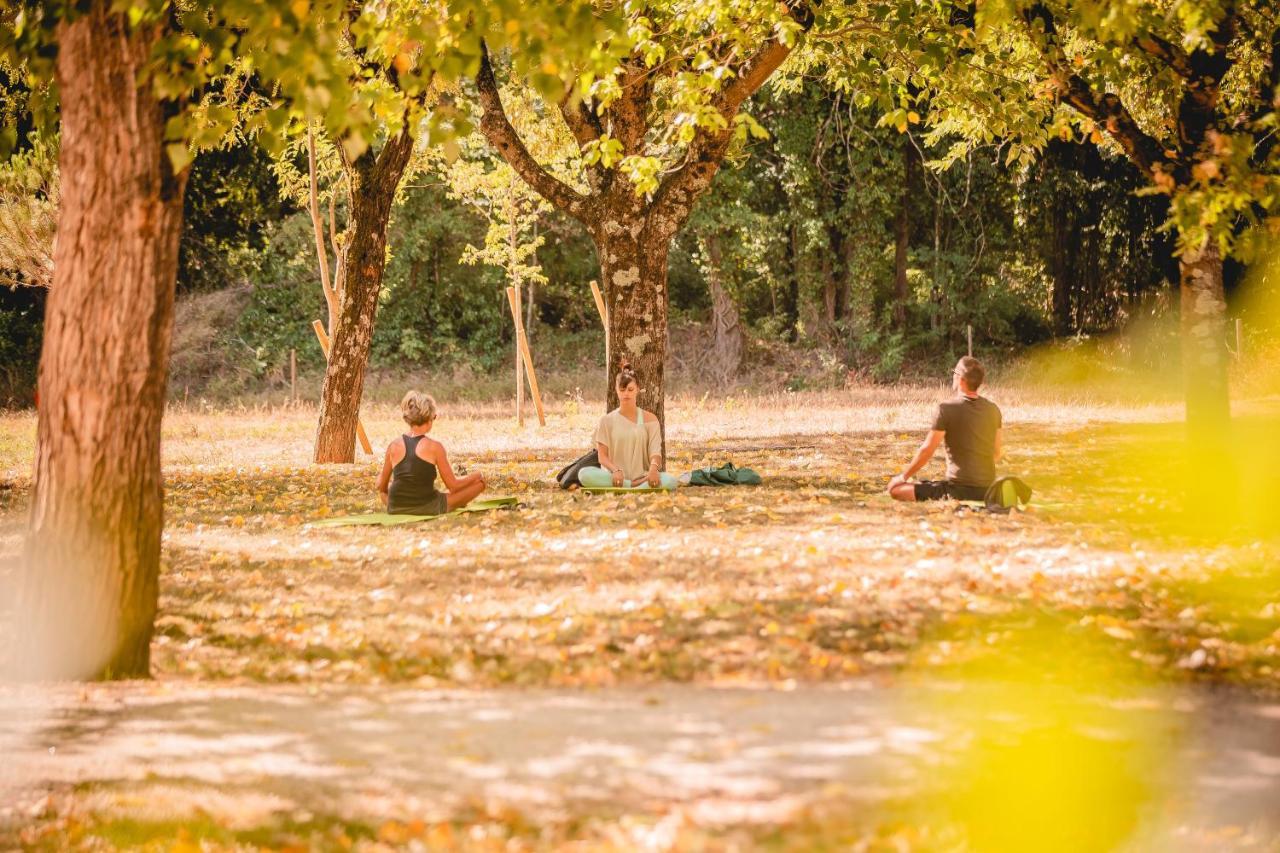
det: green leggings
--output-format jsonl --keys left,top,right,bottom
{"left": 578, "top": 466, "right": 678, "bottom": 490}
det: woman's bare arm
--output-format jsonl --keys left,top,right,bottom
{"left": 431, "top": 442, "right": 480, "bottom": 491}
{"left": 376, "top": 445, "right": 394, "bottom": 506}
{"left": 596, "top": 442, "right": 617, "bottom": 473}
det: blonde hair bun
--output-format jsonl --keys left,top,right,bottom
{"left": 400, "top": 390, "right": 438, "bottom": 426}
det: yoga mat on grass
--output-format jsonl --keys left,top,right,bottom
{"left": 310, "top": 497, "right": 519, "bottom": 527}
{"left": 580, "top": 486, "right": 676, "bottom": 494}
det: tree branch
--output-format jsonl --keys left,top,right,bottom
{"left": 557, "top": 87, "right": 609, "bottom": 193}
{"left": 1133, "top": 32, "right": 1194, "bottom": 78}
{"left": 475, "top": 43, "right": 593, "bottom": 223}
{"left": 648, "top": 2, "right": 815, "bottom": 236}
{"left": 1024, "top": 3, "right": 1171, "bottom": 179}
{"left": 558, "top": 90, "right": 603, "bottom": 147}
{"left": 307, "top": 126, "right": 340, "bottom": 335}
{"left": 709, "top": 1, "right": 813, "bottom": 118}
{"left": 1060, "top": 76, "right": 1170, "bottom": 177}
{"left": 611, "top": 59, "right": 656, "bottom": 155}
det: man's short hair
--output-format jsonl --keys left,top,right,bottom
{"left": 956, "top": 356, "right": 985, "bottom": 391}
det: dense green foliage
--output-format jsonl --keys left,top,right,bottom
{"left": 152, "top": 83, "right": 1184, "bottom": 398}
{"left": 0, "top": 105, "right": 1191, "bottom": 403}
{"left": 7, "top": 0, "right": 1273, "bottom": 404}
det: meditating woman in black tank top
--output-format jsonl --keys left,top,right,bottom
{"left": 376, "top": 391, "right": 486, "bottom": 515}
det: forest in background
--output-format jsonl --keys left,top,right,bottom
{"left": 2, "top": 81, "right": 1225, "bottom": 408}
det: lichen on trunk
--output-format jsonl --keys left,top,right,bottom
{"left": 597, "top": 220, "right": 671, "bottom": 457}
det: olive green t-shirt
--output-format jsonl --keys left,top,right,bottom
{"left": 931, "top": 395, "right": 1002, "bottom": 487}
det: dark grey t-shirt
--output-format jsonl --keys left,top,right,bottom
{"left": 931, "top": 395, "right": 1002, "bottom": 487}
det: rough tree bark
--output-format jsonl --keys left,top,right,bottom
{"left": 16, "top": 3, "right": 188, "bottom": 680}
{"left": 474, "top": 7, "right": 812, "bottom": 459}
{"left": 313, "top": 131, "right": 414, "bottom": 463}
{"left": 1179, "top": 240, "right": 1230, "bottom": 434}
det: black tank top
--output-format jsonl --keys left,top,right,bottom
{"left": 388, "top": 434, "right": 442, "bottom": 513}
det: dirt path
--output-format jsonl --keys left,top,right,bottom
{"left": 3, "top": 681, "right": 1278, "bottom": 847}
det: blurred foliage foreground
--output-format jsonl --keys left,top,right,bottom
{"left": 1, "top": 386, "right": 1278, "bottom": 849}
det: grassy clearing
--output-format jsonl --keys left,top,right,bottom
{"left": 1, "top": 385, "right": 1278, "bottom": 849}
{"left": 0, "top": 385, "right": 1275, "bottom": 691}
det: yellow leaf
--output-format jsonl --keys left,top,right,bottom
{"left": 1102, "top": 625, "right": 1135, "bottom": 641}
{"left": 1192, "top": 160, "right": 1221, "bottom": 182}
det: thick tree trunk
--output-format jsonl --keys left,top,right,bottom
{"left": 597, "top": 220, "right": 670, "bottom": 460}
{"left": 313, "top": 132, "right": 414, "bottom": 463}
{"left": 16, "top": 5, "right": 187, "bottom": 680}
{"left": 1179, "top": 240, "right": 1230, "bottom": 433}
{"left": 704, "top": 234, "right": 743, "bottom": 383}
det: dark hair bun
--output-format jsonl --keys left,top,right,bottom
{"left": 616, "top": 358, "right": 638, "bottom": 389}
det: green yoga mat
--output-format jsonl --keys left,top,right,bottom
{"left": 580, "top": 486, "right": 676, "bottom": 494}
{"left": 310, "top": 497, "right": 519, "bottom": 527}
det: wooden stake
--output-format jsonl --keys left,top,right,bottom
{"left": 966, "top": 324, "right": 973, "bottom": 357}
{"left": 590, "top": 279, "right": 609, "bottom": 367}
{"left": 506, "top": 287, "right": 546, "bottom": 426}
{"left": 514, "top": 281, "right": 524, "bottom": 427}
{"left": 289, "top": 348, "right": 297, "bottom": 405}
{"left": 1235, "top": 318, "right": 1244, "bottom": 361}
{"left": 311, "top": 320, "right": 373, "bottom": 455}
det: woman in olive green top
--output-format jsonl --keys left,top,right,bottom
{"left": 578, "top": 361, "right": 678, "bottom": 490}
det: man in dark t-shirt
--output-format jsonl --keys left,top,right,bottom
{"left": 889, "top": 356, "right": 1003, "bottom": 502}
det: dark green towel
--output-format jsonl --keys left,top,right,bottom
{"left": 686, "top": 462, "right": 762, "bottom": 486}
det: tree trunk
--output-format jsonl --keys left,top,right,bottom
{"left": 704, "top": 233, "right": 743, "bottom": 383}
{"left": 822, "top": 224, "right": 849, "bottom": 329}
{"left": 783, "top": 223, "right": 801, "bottom": 342}
{"left": 894, "top": 137, "right": 917, "bottom": 330}
{"left": 16, "top": 4, "right": 187, "bottom": 680}
{"left": 1049, "top": 194, "right": 1078, "bottom": 337}
{"left": 1179, "top": 240, "right": 1230, "bottom": 433}
{"left": 597, "top": 220, "right": 670, "bottom": 460}
{"left": 930, "top": 187, "right": 943, "bottom": 335}
{"left": 313, "top": 132, "right": 414, "bottom": 463}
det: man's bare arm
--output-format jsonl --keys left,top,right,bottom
{"left": 901, "top": 430, "right": 945, "bottom": 480}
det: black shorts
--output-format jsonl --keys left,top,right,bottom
{"left": 913, "top": 480, "right": 988, "bottom": 502}
{"left": 388, "top": 492, "right": 448, "bottom": 516}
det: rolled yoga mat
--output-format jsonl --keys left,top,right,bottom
{"left": 310, "top": 497, "right": 519, "bottom": 527}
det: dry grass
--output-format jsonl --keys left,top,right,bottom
{"left": 0, "top": 384, "right": 1275, "bottom": 690}
{"left": 0, "top": 381, "right": 1191, "bottom": 479}
{"left": 1, "top": 385, "right": 1279, "bottom": 849}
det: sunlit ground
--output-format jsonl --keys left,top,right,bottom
{"left": 1, "top": 382, "right": 1278, "bottom": 849}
